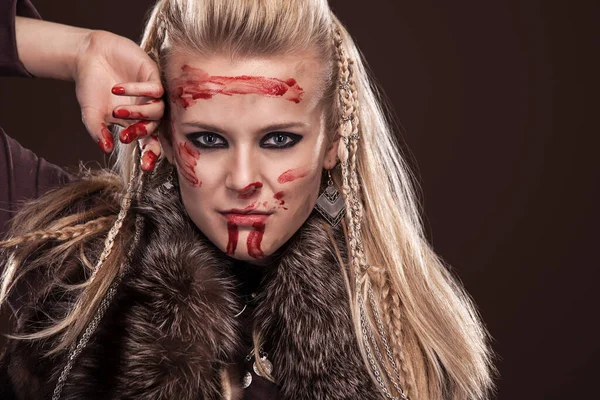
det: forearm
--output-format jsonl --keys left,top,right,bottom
{"left": 15, "top": 16, "right": 92, "bottom": 81}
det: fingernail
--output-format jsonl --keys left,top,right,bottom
{"left": 112, "top": 86, "right": 126, "bottom": 95}
{"left": 98, "top": 123, "right": 114, "bottom": 153}
{"left": 120, "top": 121, "right": 150, "bottom": 144}
{"left": 141, "top": 150, "right": 158, "bottom": 171}
{"left": 113, "top": 109, "right": 131, "bottom": 118}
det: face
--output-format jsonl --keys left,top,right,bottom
{"left": 162, "top": 50, "right": 338, "bottom": 264}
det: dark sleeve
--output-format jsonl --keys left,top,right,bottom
{"left": 0, "top": 0, "right": 42, "bottom": 77}
{"left": 0, "top": 127, "right": 73, "bottom": 238}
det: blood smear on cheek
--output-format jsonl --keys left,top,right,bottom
{"left": 273, "top": 191, "right": 288, "bottom": 210}
{"left": 177, "top": 142, "right": 202, "bottom": 187}
{"left": 274, "top": 191, "right": 286, "bottom": 207}
{"left": 277, "top": 169, "right": 309, "bottom": 184}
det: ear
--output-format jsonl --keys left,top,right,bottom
{"left": 158, "top": 121, "right": 175, "bottom": 163}
{"left": 159, "top": 134, "right": 174, "bottom": 163}
{"left": 322, "top": 133, "right": 340, "bottom": 170}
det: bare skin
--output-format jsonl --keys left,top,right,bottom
{"left": 161, "top": 51, "right": 339, "bottom": 264}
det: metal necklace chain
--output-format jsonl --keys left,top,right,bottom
{"left": 242, "top": 344, "right": 273, "bottom": 389}
{"left": 358, "top": 282, "right": 409, "bottom": 400}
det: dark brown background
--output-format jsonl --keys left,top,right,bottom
{"left": 1, "top": 0, "right": 597, "bottom": 398}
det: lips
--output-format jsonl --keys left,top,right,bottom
{"left": 221, "top": 212, "right": 271, "bottom": 225}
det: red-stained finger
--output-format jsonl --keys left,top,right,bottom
{"left": 139, "top": 135, "right": 162, "bottom": 171}
{"left": 111, "top": 82, "right": 164, "bottom": 98}
{"left": 112, "top": 100, "right": 164, "bottom": 121}
{"left": 81, "top": 107, "right": 114, "bottom": 153}
{"left": 120, "top": 121, "right": 159, "bottom": 144}
{"left": 140, "top": 149, "right": 158, "bottom": 172}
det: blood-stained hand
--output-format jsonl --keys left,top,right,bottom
{"left": 73, "top": 30, "right": 164, "bottom": 170}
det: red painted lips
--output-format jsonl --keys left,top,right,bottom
{"left": 221, "top": 213, "right": 270, "bottom": 225}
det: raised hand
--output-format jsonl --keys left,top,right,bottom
{"left": 74, "top": 30, "right": 164, "bottom": 170}
{"left": 15, "top": 17, "right": 165, "bottom": 170}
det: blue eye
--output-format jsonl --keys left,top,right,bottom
{"left": 187, "top": 132, "right": 227, "bottom": 148}
{"left": 185, "top": 131, "right": 302, "bottom": 149}
{"left": 261, "top": 132, "right": 302, "bottom": 149}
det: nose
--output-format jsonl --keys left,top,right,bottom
{"left": 225, "top": 146, "right": 262, "bottom": 196}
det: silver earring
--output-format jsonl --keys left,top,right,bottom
{"left": 159, "top": 164, "right": 177, "bottom": 194}
{"left": 314, "top": 169, "right": 345, "bottom": 226}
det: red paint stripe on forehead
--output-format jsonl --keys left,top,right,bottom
{"left": 170, "top": 65, "right": 304, "bottom": 108}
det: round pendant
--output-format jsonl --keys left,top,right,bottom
{"left": 242, "top": 371, "right": 252, "bottom": 388}
{"left": 253, "top": 356, "right": 273, "bottom": 377}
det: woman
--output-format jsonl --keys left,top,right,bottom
{"left": 0, "top": 0, "right": 496, "bottom": 399}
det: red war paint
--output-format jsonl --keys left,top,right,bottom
{"left": 113, "top": 109, "right": 149, "bottom": 120}
{"left": 111, "top": 86, "right": 125, "bottom": 95}
{"left": 247, "top": 222, "right": 265, "bottom": 259}
{"left": 121, "top": 121, "right": 151, "bottom": 143}
{"left": 277, "top": 168, "right": 309, "bottom": 184}
{"left": 170, "top": 65, "right": 304, "bottom": 109}
{"left": 177, "top": 142, "right": 201, "bottom": 187}
{"left": 98, "top": 123, "right": 114, "bottom": 153}
{"left": 141, "top": 150, "right": 158, "bottom": 171}
{"left": 273, "top": 191, "right": 286, "bottom": 206}
{"left": 237, "top": 182, "right": 263, "bottom": 199}
{"left": 226, "top": 222, "right": 239, "bottom": 256}
{"left": 150, "top": 135, "right": 159, "bottom": 142}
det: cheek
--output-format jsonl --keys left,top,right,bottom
{"left": 274, "top": 166, "right": 322, "bottom": 215}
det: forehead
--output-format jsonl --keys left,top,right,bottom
{"left": 165, "top": 51, "right": 328, "bottom": 122}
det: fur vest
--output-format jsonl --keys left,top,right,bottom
{"left": 0, "top": 174, "right": 380, "bottom": 399}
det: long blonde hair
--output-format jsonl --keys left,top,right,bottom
{"left": 1, "top": 1, "right": 496, "bottom": 399}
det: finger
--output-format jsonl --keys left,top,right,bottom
{"left": 120, "top": 120, "right": 159, "bottom": 144}
{"left": 81, "top": 106, "right": 114, "bottom": 153}
{"left": 111, "top": 82, "right": 164, "bottom": 98}
{"left": 112, "top": 100, "right": 164, "bottom": 121}
{"left": 140, "top": 136, "right": 161, "bottom": 172}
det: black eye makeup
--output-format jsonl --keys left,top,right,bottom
{"left": 185, "top": 132, "right": 303, "bottom": 149}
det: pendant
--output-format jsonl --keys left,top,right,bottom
{"left": 252, "top": 356, "right": 273, "bottom": 377}
{"left": 315, "top": 184, "right": 346, "bottom": 226}
{"left": 242, "top": 372, "right": 252, "bottom": 388}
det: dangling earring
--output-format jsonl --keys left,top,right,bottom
{"left": 314, "top": 168, "right": 346, "bottom": 226}
{"left": 159, "top": 163, "right": 177, "bottom": 194}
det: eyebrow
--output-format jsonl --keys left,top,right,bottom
{"left": 180, "top": 121, "right": 309, "bottom": 134}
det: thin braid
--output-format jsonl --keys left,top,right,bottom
{"left": 87, "top": 146, "right": 141, "bottom": 286}
{"left": 0, "top": 216, "right": 116, "bottom": 249}
{"left": 333, "top": 28, "right": 361, "bottom": 279}
{"left": 377, "top": 271, "right": 417, "bottom": 400}
{"left": 333, "top": 24, "right": 416, "bottom": 399}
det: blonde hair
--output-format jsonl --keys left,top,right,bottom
{"left": 1, "top": 1, "right": 496, "bottom": 399}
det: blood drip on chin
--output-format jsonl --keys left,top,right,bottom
{"left": 247, "top": 222, "right": 265, "bottom": 259}
{"left": 177, "top": 142, "right": 202, "bottom": 187}
{"left": 226, "top": 223, "right": 238, "bottom": 256}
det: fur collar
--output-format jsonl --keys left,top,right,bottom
{"left": 0, "top": 173, "right": 379, "bottom": 399}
